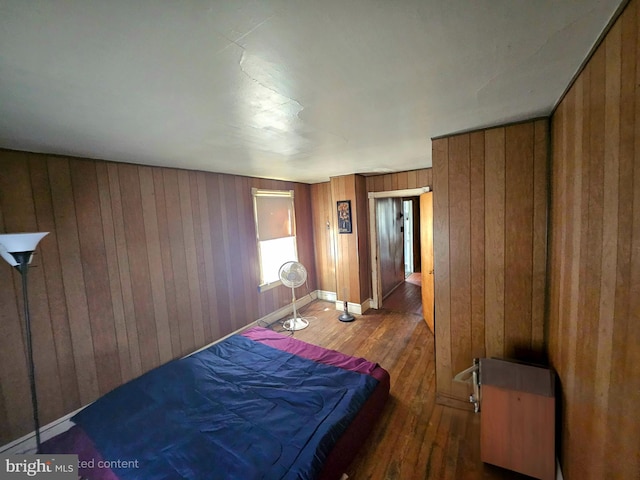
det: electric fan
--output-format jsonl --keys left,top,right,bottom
{"left": 279, "top": 261, "right": 309, "bottom": 331}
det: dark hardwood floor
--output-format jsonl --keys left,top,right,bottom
{"left": 381, "top": 275, "right": 423, "bottom": 317}
{"left": 269, "top": 294, "right": 531, "bottom": 480}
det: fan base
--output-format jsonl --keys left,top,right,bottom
{"left": 283, "top": 317, "right": 309, "bottom": 331}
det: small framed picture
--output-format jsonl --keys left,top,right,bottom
{"left": 337, "top": 200, "right": 352, "bottom": 234}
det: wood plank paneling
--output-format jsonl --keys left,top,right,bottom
{"left": 548, "top": 1, "right": 640, "bottom": 477}
{"left": 119, "top": 164, "right": 160, "bottom": 371}
{"left": 607, "top": 9, "right": 635, "bottom": 474}
{"left": 107, "top": 163, "right": 142, "bottom": 379}
{"left": 49, "top": 157, "right": 100, "bottom": 405}
{"left": 179, "top": 170, "right": 204, "bottom": 348}
{"left": 447, "top": 135, "right": 472, "bottom": 400}
{"left": 206, "top": 173, "right": 233, "bottom": 335}
{"left": 469, "top": 132, "right": 485, "bottom": 360}
{"left": 531, "top": 120, "right": 548, "bottom": 354}
{"left": 0, "top": 150, "right": 316, "bottom": 444}
{"left": 331, "top": 175, "right": 361, "bottom": 303}
{"left": 615, "top": 3, "right": 640, "bottom": 473}
{"left": 310, "top": 182, "right": 336, "bottom": 293}
{"left": 432, "top": 138, "right": 452, "bottom": 395}
{"left": 484, "top": 128, "right": 506, "bottom": 360}
{"left": 504, "top": 124, "right": 534, "bottom": 359}
{"left": 70, "top": 160, "right": 122, "bottom": 395}
{"left": 189, "top": 172, "right": 211, "bottom": 343}
{"left": 153, "top": 168, "right": 181, "bottom": 360}
{"left": 294, "top": 182, "right": 317, "bottom": 300}
{"left": 221, "top": 175, "right": 243, "bottom": 329}
{"left": 366, "top": 168, "right": 432, "bottom": 192}
{"left": 139, "top": 166, "right": 173, "bottom": 364}
{"left": 355, "top": 175, "right": 371, "bottom": 302}
{"left": 433, "top": 119, "right": 548, "bottom": 402}
{"left": 195, "top": 172, "right": 219, "bottom": 343}
{"left": 593, "top": 23, "right": 621, "bottom": 479}
{"left": 30, "top": 157, "right": 80, "bottom": 412}
{"left": 96, "top": 162, "right": 133, "bottom": 383}
{"left": 377, "top": 198, "right": 404, "bottom": 298}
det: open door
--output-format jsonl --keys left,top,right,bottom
{"left": 420, "top": 192, "right": 434, "bottom": 333}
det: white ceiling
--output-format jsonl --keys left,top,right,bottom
{"left": 0, "top": 1, "right": 622, "bottom": 184}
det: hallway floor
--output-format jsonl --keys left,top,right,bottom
{"left": 382, "top": 272, "right": 423, "bottom": 317}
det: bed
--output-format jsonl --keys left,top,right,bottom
{"left": 41, "top": 326, "right": 390, "bottom": 480}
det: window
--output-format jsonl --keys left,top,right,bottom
{"left": 252, "top": 188, "right": 298, "bottom": 290}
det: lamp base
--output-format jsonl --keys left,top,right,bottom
{"left": 338, "top": 301, "right": 355, "bottom": 322}
{"left": 338, "top": 312, "right": 355, "bottom": 322}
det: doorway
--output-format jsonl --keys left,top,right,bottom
{"left": 403, "top": 199, "right": 414, "bottom": 277}
{"left": 368, "top": 187, "right": 434, "bottom": 332}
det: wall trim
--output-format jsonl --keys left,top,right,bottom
{"left": 334, "top": 297, "right": 371, "bottom": 315}
{"left": 316, "top": 290, "right": 371, "bottom": 315}
{"left": 0, "top": 409, "right": 83, "bottom": 455}
{"left": 316, "top": 290, "right": 337, "bottom": 302}
{"left": 431, "top": 116, "right": 550, "bottom": 141}
{"left": 368, "top": 187, "right": 430, "bottom": 199}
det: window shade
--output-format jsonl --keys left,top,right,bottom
{"left": 253, "top": 189, "right": 295, "bottom": 241}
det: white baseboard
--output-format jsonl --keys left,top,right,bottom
{"left": 309, "top": 290, "right": 372, "bottom": 316}
{"left": 0, "top": 409, "right": 81, "bottom": 455}
{"left": 259, "top": 290, "right": 317, "bottom": 323}
{"left": 316, "top": 290, "right": 337, "bottom": 302}
{"left": 361, "top": 298, "right": 372, "bottom": 313}
{"left": 334, "top": 297, "right": 372, "bottom": 316}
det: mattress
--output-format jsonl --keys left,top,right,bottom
{"left": 41, "top": 326, "right": 390, "bottom": 480}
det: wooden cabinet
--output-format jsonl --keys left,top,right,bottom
{"left": 480, "top": 358, "right": 556, "bottom": 480}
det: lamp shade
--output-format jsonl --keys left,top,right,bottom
{"left": 0, "top": 232, "right": 49, "bottom": 266}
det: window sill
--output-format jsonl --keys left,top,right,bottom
{"left": 258, "top": 280, "right": 283, "bottom": 293}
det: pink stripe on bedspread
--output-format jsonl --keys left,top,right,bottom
{"left": 41, "top": 425, "right": 118, "bottom": 480}
{"left": 241, "top": 326, "right": 381, "bottom": 377}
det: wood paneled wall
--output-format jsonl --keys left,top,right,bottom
{"left": 376, "top": 197, "right": 404, "bottom": 298}
{"left": 310, "top": 182, "right": 336, "bottom": 293}
{"left": 366, "top": 168, "right": 432, "bottom": 193}
{"left": 548, "top": 0, "right": 640, "bottom": 477}
{"left": 355, "top": 175, "right": 370, "bottom": 303}
{"left": 432, "top": 119, "right": 548, "bottom": 401}
{"left": 329, "top": 174, "right": 370, "bottom": 304}
{"left": 0, "top": 149, "right": 316, "bottom": 444}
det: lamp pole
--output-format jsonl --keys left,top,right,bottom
{"left": 0, "top": 233, "right": 49, "bottom": 453}
{"left": 15, "top": 252, "right": 41, "bottom": 452}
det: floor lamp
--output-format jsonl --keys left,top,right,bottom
{"left": 0, "top": 232, "right": 49, "bottom": 453}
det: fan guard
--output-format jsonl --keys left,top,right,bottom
{"left": 279, "top": 261, "right": 309, "bottom": 331}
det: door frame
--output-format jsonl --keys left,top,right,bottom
{"left": 368, "top": 186, "right": 431, "bottom": 309}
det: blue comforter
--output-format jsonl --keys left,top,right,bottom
{"left": 72, "top": 334, "right": 378, "bottom": 480}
